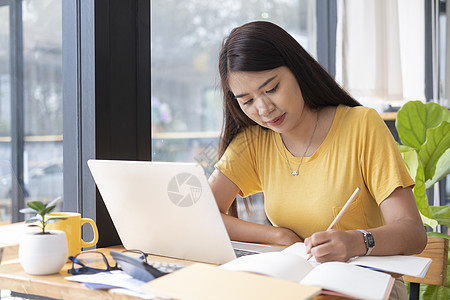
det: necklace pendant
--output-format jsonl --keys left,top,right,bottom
{"left": 291, "top": 171, "right": 299, "bottom": 176}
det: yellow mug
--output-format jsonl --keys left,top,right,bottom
{"left": 46, "top": 212, "right": 99, "bottom": 259}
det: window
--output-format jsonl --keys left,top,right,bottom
{"left": 0, "top": 2, "right": 11, "bottom": 224}
{"left": 150, "top": 0, "right": 317, "bottom": 223}
{"left": 335, "top": 0, "right": 426, "bottom": 112}
{"left": 0, "top": 0, "right": 63, "bottom": 223}
{"left": 151, "top": 0, "right": 316, "bottom": 165}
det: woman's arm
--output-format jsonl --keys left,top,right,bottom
{"left": 209, "top": 168, "right": 302, "bottom": 246}
{"left": 305, "top": 186, "right": 427, "bottom": 262}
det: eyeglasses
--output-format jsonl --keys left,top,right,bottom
{"left": 68, "top": 251, "right": 121, "bottom": 275}
{"left": 68, "top": 249, "right": 175, "bottom": 281}
{"left": 122, "top": 249, "right": 150, "bottom": 262}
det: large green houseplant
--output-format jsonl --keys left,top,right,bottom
{"left": 396, "top": 100, "right": 450, "bottom": 298}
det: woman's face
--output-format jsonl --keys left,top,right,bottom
{"left": 228, "top": 66, "right": 308, "bottom": 134}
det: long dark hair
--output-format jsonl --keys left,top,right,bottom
{"left": 218, "top": 21, "right": 360, "bottom": 216}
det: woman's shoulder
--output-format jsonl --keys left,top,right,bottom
{"left": 337, "top": 104, "right": 382, "bottom": 123}
{"left": 236, "top": 125, "right": 272, "bottom": 139}
{"left": 338, "top": 104, "right": 375, "bottom": 114}
{"left": 230, "top": 125, "right": 274, "bottom": 151}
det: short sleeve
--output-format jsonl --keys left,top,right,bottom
{"left": 214, "top": 127, "right": 262, "bottom": 197}
{"left": 359, "top": 109, "right": 415, "bottom": 204}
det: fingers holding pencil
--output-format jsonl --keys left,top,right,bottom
{"left": 305, "top": 187, "right": 361, "bottom": 261}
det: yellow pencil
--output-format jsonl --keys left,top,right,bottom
{"left": 307, "top": 187, "right": 361, "bottom": 260}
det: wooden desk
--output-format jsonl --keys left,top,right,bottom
{"left": 380, "top": 111, "right": 397, "bottom": 121}
{"left": 0, "top": 222, "right": 26, "bottom": 248}
{"left": 0, "top": 245, "right": 197, "bottom": 300}
{"left": 0, "top": 222, "right": 25, "bottom": 264}
{"left": 0, "top": 245, "right": 346, "bottom": 300}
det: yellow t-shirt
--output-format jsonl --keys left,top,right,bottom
{"left": 215, "top": 105, "right": 414, "bottom": 239}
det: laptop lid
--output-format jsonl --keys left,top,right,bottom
{"left": 87, "top": 159, "right": 237, "bottom": 264}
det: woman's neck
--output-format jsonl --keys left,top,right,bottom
{"left": 281, "top": 106, "right": 336, "bottom": 157}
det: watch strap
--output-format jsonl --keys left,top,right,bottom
{"left": 357, "top": 229, "right": 375, "bottom": 256}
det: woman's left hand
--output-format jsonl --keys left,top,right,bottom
{"left": 304, "top": 229, "right": 365, "bottom": 263}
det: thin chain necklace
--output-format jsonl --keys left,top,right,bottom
{"left": 281, "top": 111, "right": 319, "bottom": 176}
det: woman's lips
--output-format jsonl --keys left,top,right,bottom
{"left": 267, "top": 113, "right": 285, "bottom": 127}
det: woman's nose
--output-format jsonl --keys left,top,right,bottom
{"left": 256, "top": 96, "right": 275, "bottom": 116}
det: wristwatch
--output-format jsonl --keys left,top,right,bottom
{"left": 357, "top": 229, "right": 375, "bottom": 256}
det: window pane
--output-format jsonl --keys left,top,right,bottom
{"left": 0, "top": 5, "right": 11, "bottom": 224}
{"left": 0, "top": 0, "right": 63, "bottom": 223}
{"left": 22, "top": 0, "right": 63, "bottom": 206}
{"left": 151, "top": 0, "right": 315, "bottom": 166}
{"left": 151, "top": 0, "right": 316, "bottom": 223}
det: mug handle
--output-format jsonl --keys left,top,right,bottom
{"left": 80, "top": 218, "right": 99, "bottom": 247}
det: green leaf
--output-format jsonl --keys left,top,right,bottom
{"left": 420, "top": 213, "right": 438, "bottom": 228}
{"left": 25, "top": 216, "right": 43, "bottom": 224}
{"left": 425, "top": 148, "right": 450, "bottom": 190}
{"left": 426, "top": 232, "right": 450, "bottom": 239}
{"left": 27, "top": 201, "right": 45, "bottom": 212}
{"left": 429, "top": 206, "right": 450, "bottom": 227}
{"left": 46, "top": 196, "right": 62, "bottom": 209}
{"left": 419, "top": 121, "right": 450, "bottom": 182}
{"left": 19, "top": 207, "right": 38, "bottom": 214}
{"left": 400, "top": 148, "right": 419, "bottom": 178}
{"left": 421, "top": 284, "right": 449, "bottom": 299}
{"left": 27, "top": 224, "right": 43, "bottom": 228}
{"left": 400, "top": 149, "right": 434, "bottom": 221}
{"left": 413, "top": 166, "right": 433, "bottom": 219}
{"left": 42, "top": 205, "right": 57, "bottom": 216}
{"left": 396, "top": 101, "right": 450, "bottom": 149}
{"left": 45, "top": 218, "right": 67, "bottom": 225}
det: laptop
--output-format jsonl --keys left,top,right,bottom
{"left": 87, "top": 159, "right": 283, "bottom": 264}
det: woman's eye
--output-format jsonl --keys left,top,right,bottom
{"left": 266, "top": 83, "right": 279, "bottom": 94}
{"left": 243, "top": 99, "right": 254, "bottom": 105}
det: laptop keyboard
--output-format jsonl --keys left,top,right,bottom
{"left": 234, "top": 248, "right": 260, "bottom": 257}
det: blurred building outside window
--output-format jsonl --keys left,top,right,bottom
{"left": 150, "top": 0, "right": 317, "bottom": 224}
{"left": 0, "top": 0, "right": 63, "bottom": 224}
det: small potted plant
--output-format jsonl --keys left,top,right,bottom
{"left": 18, "top": 197, "right": 69, "bottom": 275}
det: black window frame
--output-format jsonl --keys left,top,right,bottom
{"left": 63, "top": 0, "right": 150, "bottom": 246}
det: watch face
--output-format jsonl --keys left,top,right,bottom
{"left": 367, "top": 233, "right": 375, "bottom": 248}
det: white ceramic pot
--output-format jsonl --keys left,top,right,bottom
{"left": 19, "top": 229, "right": 68, "bottom": 275}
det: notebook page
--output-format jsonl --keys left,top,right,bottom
{"left": 348, "top": 255, "right": 432, "bottom": 277}
{"left": 220, "top": 252, "right": 314, "bottom": 282}
{"left": 300, "top": 262, "right": 394, "bottom": 300}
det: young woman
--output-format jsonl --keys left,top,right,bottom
{"left": 209, "top": 21, "right": 426, "bottom": 298}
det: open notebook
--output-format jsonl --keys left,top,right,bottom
{"left": 144, "top": 242, "right": 431, "bottom": 300}
{"left": 87, "top": 159, "right": 283, "bottom": 264}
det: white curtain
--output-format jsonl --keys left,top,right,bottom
{"left": 335, "top": 0, "right": 425, "bottom": 110}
